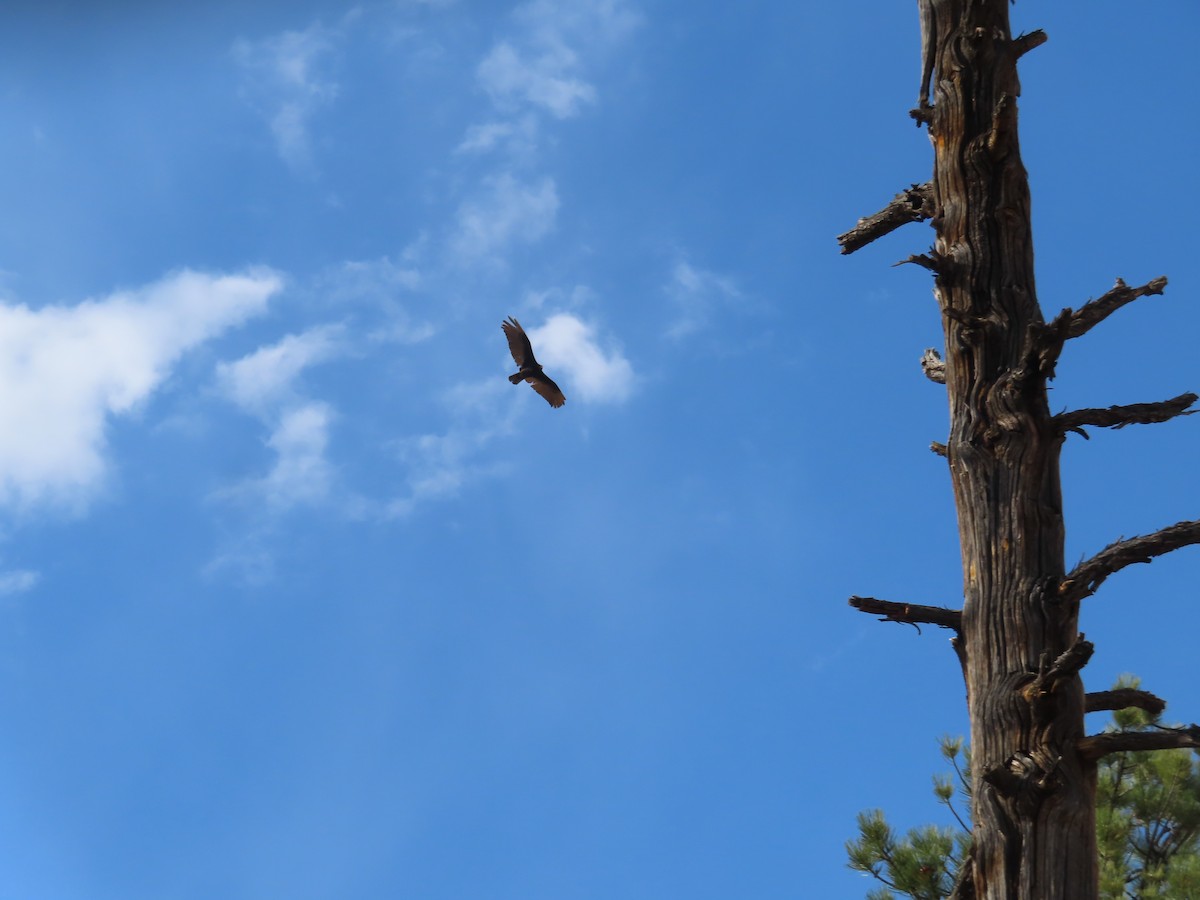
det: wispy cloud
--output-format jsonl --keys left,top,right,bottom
{"left": 0, "top": 568, "right": 39, "bottom": 596}
{"left": 514, "top": 0, "right": 642, "bottom": 45}
{"left": 0, "top": 269, "right": 281, "bottom": 512}
{"left": 477, "top": 40, "right": 595, "bottom": 119}
{"left": 217, "top": 325, "right": 344, "bottom": 415}
{"left": 464, "top": 0, "right": 640, "bottom": 156}
{"left": 256, "top": 401, "right": 337, "bottom": 511}
{"left": 386, "top": 404, "right": 515, "bottom": 518}
{"left": 527, "top": 313, "right": 633, "bottom": 404}
{"left": 455, "top": 115, "right": 539, "bottom": 156}
{"left": 449, "top": 173, "right": 559, "bottom": 264}
{"left": 315, "top": 256, "right": 435, "bottom": 345}
{"left": 382, "top": 308, "right": 633, "bottom": 519}
{"left": 665, "top": 260, "right": 743, "bottom": 339}
{"left": 205, "top": 397, "right": 340, "bottom": 584}
{"left": 234, "top": 21, "right": 344, "bottom": 173}
{"left": 215, "top": 328, "right": 346, "bottom": 513}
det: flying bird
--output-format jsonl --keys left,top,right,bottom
{"left": 502, "top": 316, "right": 566, "bottom": 408}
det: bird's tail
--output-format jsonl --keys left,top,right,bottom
{"left": 508, "top": 372, "right": 524, "bottom": 385}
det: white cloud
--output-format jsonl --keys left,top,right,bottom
{"left": 0, "top": 269, "right": 281, "bottom": 512}
{"left": 527, "top": 313, "right": 633, "bottom": 404}
{"left": 462, "top": 0, "right": 639, "bottom": 154}
{"left": 217, "top": 325, "right": 343, "bottom": 414}
{"left": 455, "top": 115, "right": 539, "bottom": 156}
{"left": 0, "top": 569, "right": 39, "bottom": 596}
{"left": 515, "top": 0, "right": 642, "bottom": 46}
{"left": 477, "top": 40, "right": 595, "bottom": 119}
{"left": 331, "top": 256, "right": 421, "bottom": 296}
{"left": 257, "top": 402, "right": 336, "bottom": 510}
{"left": 214, "top": 326, "right": 348, "bottom": 515}
{"left": 206, "top": 396, "right": 344, "bottom": 579}
{"left": 665, "top": 260, "right": 742, "bottom": 339}
{"left": 384, "top": 311, "right": 633, "bottom": 520}
{"left": 450, "top": 173, "right": 558, "bottom": 262}
{"left": 386, "top": 412, "right": 513, "bottom": 518}
{"left": 234, "top": 22, "right": 341, "bottom": 172}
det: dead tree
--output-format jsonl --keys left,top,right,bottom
{"left": 838, "top": 3, "right": 1200, "bottom": 898}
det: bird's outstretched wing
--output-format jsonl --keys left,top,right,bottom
{"left": 527, "top": 373, "right": 566, "bottom": 408}
{"left": 502, "top": 316, "right": 537, "bottom": 369}
{"left": 502, "top": 315, "right": 565, "bottom": 408}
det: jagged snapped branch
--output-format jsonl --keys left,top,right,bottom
{"left": 1036, "top": 280, "right": 1166, "bottom": 381}
{"left": 837, "top": 182, "right": 934, "bottom": 255}
{"left": 1021, "top": 636, "right": 1094, "bottom": 726}
{"left": 1038, "top": 276, "right": 1169, "bottom": 379}
{"left": 1060, "top": 519, "right": 1200, "bottom": 603}
{"left": 1024, "top": 635, "right": 1094, "bottom": 696}
{"left": 1060, "top": 276, "right": 1169, "bottom": 340}
{"left": 922, "top": 348, "right": 946, "bottom": 384}
{"left": 848, "top": 596, "right": 961, "bottom": 633}
{"left": 1012, "top": 29, "right": 1049, "bottom": 59}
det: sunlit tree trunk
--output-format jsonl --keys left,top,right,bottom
{"left": 925, "top": 3, "right": 1093, "bottom": 894}
{"left": 839, "top": 2, "right": 1200, "bottom": 898}
{"left": 926, "top": 5, "right": 1099, "bottom": 897}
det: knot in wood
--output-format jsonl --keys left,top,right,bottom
{"left": 984, "top": 752, "right": 1060, "bottom": 814}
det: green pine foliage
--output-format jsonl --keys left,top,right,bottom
{"left": 847, "top": 678, "right": 1200, "bottom": 899}
{"left": 1097, "top": 679, "right": 1200, "bottom": 899}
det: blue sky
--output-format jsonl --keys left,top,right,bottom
{"left": 0, "top": 2, "right": 1197, "bottom": 897}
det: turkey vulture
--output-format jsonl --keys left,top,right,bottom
{"left": 502, "top": 316, "right": 566, "bottom": 408}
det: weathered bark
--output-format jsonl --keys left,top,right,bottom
{"left": 924, "top": 3, "right": 1096, "bottom": 895}
{"left": 836, "top": 182, "right": 934, "bottom": 254}
{"left": 848, "top": 595, "right": 962, "bottom": 632}
{"left": 841, "top": 4, "right": 1196, "bottom": 896}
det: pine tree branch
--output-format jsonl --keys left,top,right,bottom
{"left": 1059, "top": 519, "right": 1200, "bottom": 603}
{"left": 1054, "top": 392, "right": 1197, "bottom": 436}
{"left": 1078, "top": 724, "right": 1200, "bottom": 762}
{"left": 1085, "top": 688, "right": 1167, "bottom": 717}
{"left": 837, "top": 182, "right": 935, "bottom": 255}
{"left": 848, "top": 596, "right": 962, "bottom": 633}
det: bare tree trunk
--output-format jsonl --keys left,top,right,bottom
{"left": 924, "top": 3, "right": 1094, "bottom": 896}
{"left": 839, "top": 3, "right": 1200, "bottom": 898}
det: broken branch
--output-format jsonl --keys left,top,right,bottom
{"left": 1038, "top": 276, "right": 1169, "bottom": 379}
{"left": 1013, "top": 29, "right": 1048, "bottom": 59}
{"left": 848, "top": 595, "right": 961, "bottom": 632}
{"left": 893, "top": 252, "right": 942, "bottom": 273}
{"left": 1078, "top": 724, "right": 1200, "bottom": 762}
{"left": 837, "top": 182, "right": 935, "bottom": 255}
{"left": 1085, "top": 688, "right": 1166, "bottom": 717}
{"left": 1054, "top": 392, "right": 1197, "bottom": 435}
{"left": 1021, "top": 635, "right": 1094, "bottom": 720}
{"left": 1060, "top": 519, "right": 1200, "bottom": 602}
{"left": 1063, "top": 276, "right": 1169, "bottom": 340}
{"left": 1032, "top": 635, "right": 1094, "bottom": 687}
{"left": 921, "top": 348, "right": 946, "bottom": 384}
